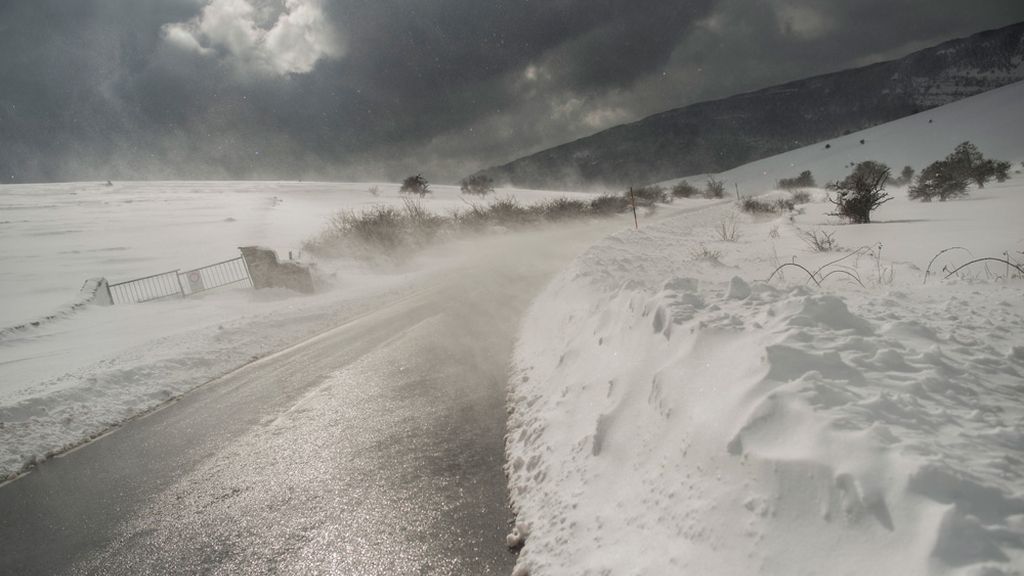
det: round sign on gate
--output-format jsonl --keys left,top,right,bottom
{"left": 186, "top": 270, "right": 205, "bottom": 292}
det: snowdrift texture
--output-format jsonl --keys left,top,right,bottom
{"left": 508, "top": 85, "right": 1024, "bottom": 575}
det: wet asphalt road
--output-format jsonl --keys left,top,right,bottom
{"left": 0, "top": 219, "right": 628, "bottom": 575}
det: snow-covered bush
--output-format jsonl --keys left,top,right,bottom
{"left": 826, "top": 160, "right": 892, "bottom": 223}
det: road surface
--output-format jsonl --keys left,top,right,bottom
{"left": 0, "top": 217, "right": 631, "bottom": 575}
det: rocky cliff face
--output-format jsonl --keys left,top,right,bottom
{"left": 473, "top": 22, "right": 1024, "bottom": 190}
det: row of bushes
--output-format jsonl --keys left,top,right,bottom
{"left": 304, "top": 195, "right": 631, "bottom": 258}
{"left": 629, "top": 177, "right": 727, "bottom": 205}
{"left": 405, "top": 170, "right": 732, "bottom": 205}
{"left": 740, "top": 196, "right": 796, "bottom": 214}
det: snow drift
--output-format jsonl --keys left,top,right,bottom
{"left": 507, "top": 83, "right": 1024, "bottom": 575}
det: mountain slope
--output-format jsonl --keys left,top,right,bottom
{"left": 474, "top": 21, "right": 1024, "bottom": 190}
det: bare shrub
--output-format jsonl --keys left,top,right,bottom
{"left": 307, "top": 192, "right": 631, "bottom": 259}
{"left": 538, "top": 197, "right": 591, "bottom": 220}
{"left": 671, "top": 180, "right": 700, "bottom": 198}
{"left": 306, "top": 204, "right": 405, "bottom": 255}
{"left": 630, "top": 185, "right": 670, "bottom": 206}
{"left": 590, "top": 194, "right": 630, "bottom": 215}
{"left": 801, "top": 229, "right": 838, "bottom": 252}
{"left": 704, "top": 176, "right": 726, "bottom": 199}
{"left": 451, "top": 199, "right": 492, "bottom": 231}
{"left": 826, "top": 161, "right": 891, "bottom": 223}
{"left": 400, "top": 199, "right": 446, "bottom": 240}
{"left": 740, "top": 196, "right": 794, "bottom": 214}
{"left": 485, "top": 196, "right": 537, "bottom": 225}
{"left": 715, "top": 214, "right": 740, "bottom": 242}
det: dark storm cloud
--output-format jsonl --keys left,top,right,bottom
{"left": 1, "top": 0, "right": 1023, "bottom": 183}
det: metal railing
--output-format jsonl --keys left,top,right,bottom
{"left": 109, "top": 270, "right": 184, "bottom": 305}
{"left": 109, "top": 255, "right": 252, "bottom": 304}
{"left": 180, "top": 257, "right": 252, "bottom": 295}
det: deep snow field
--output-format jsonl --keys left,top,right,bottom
{"left": 507, "top": 82, "right": 1024, "bottom": 575}
{"left": 0, "top": 181, "right": 601, "bottom": 479}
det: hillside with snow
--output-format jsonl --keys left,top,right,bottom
{"left": 476, "top": 22, "right": 1024, "bottom": 191}
{"left": 506, "top": 83, "right": 1024, "bottom": 574}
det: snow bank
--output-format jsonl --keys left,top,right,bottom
{"left": 509, "top": 86, "right": 1024, "bottom": 575}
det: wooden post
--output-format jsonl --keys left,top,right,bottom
{"left": 629, "top": 187, "right": 638, "bottom": 230}
{"left": 734, "top": 183, "right": 740, "bottom": 201}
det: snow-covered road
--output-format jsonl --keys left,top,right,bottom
{"left": 0, "top": 217, "right": 632, "bottom": 575}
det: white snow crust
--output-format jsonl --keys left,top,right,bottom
{"left": 508, "top": 82, "right": 1024, "bottom": 575}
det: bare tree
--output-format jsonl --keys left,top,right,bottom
{"left": 827, "top": 161, "right": 892, "bottom": 223}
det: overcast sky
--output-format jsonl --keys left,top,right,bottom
{"left": 1, "top": 0, "right": 1022, "bottom": 183}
